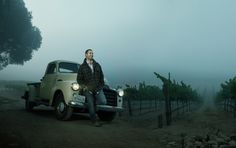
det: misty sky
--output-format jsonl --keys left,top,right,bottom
{"left": 1, "top": 0, "right": 236, "bottom": 90}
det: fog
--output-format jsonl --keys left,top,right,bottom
{"left": 1, "top": 0, "right": 236, "bottom": 91}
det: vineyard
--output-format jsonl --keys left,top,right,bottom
{"left": 216, "top": 76, "right": 236, "bottom": 117}
{"left": 117, "top": 73, "right": 236, "bottom": 147}
{"left": 120, "top": 73, "right": 202, "bottom": 127}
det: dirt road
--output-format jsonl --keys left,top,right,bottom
{"left": 0, "top": 90, "right": 162, "bottom": 148}
{"left": 1, "top": 89, "right": 236, "bottom": 148}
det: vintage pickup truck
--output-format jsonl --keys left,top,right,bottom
{"left": 21, "top": 60, "right": 124, "bottom": 121}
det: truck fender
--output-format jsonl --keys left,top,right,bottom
{"left": 51, "top": 90, "right": 63, "bottom": 106}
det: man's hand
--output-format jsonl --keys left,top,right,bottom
{"left": 95, "top": 86, "right": 103, "bottom": 95}
{"left": 82, "top": 86, "right": 93, "bottom": 94}
{"left": 95, "top": 91, "right": 100, "bottom": 95}
{"left": 83, "top": 86, "right": 88, "bottom": 91}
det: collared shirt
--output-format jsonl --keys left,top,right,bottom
{"left": 86, "top": 60, "right": 94, "bottom": 73}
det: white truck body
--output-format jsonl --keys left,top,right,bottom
{"left": 22, "top": 60, "right": 123, "bottom": 121}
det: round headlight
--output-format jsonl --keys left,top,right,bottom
{"left": 117, "top": 89, "right": 124, "bottom": 97}
{"left": 71, "top": 83, "right": 80, "bottom": 91}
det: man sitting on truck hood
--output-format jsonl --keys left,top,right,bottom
{"left": 77, "top": 49, "right": 107, "bottom": 127}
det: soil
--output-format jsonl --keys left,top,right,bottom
{"left": 0, "top": 89, "right": 236, "bottom": 148}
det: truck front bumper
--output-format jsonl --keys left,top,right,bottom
{"left": 68, "top": 95, "right": 123, "bottom": 112}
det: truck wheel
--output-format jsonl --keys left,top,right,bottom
{"left": 25, "top": 99, "right": 34, "bottom": 112}
{"left": 97, "top": 111, "right": 116, "bottom": 122}
{"left": 54, "top": 93, "right": 73, "bottom": 121}
{"left": 25, "top": 91, "right": 34, "bottom": 112}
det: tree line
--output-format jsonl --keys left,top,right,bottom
{"left": 123, "top": 73, "right": 201, "bottom": 103}
{"left": 215, "top": 76, "right": 236, "bottom": 113}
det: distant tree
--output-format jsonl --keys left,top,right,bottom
{"left": 215, "top": 77, "right": 236, "bottom": 112}
{"left": 0, "top": 0, "right": 42, "bottom": 70}
{"left": 216, "top": 77, "right": 236, "bottom": 102}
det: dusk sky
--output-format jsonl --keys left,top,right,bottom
{"left": 1, "top": 0, "right": 236, "bottom": 90}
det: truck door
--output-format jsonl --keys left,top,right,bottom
{"left": 40, "top": 63, "right": 57, "bottom": 100}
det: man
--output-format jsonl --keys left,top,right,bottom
{"left": 77, "top": 49, "right": 107, "bottom": 127}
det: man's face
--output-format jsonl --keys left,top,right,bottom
{"left": 85, "top": 50, "right": 93, "bottom": 60}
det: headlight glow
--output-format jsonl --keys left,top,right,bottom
{"left": 71, "top": 82, "right": 80, "bottom": 91}
{"left": 117, "top": 89, "right": 124, "bottom": 97}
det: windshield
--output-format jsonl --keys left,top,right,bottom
{"left": 58, "top": 62, "right": 79, "bottom": 73}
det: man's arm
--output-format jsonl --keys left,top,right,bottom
{"left": 77, "top": 66, "right": 86, "bottom": 89}
{"left": 94, "top": 64, "right": 104, "bottom": 93}
{"left": 99, "top": 64, "right": 105, "bottom": 87}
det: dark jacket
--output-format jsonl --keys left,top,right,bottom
{"left": 77, "top": 58, "right": 104, "bottom": 92}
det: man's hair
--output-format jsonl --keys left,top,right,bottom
{"left": 85, "top": 49, "right": 93, "bottom": 54}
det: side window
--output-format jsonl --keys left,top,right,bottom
{"left": 46, "top": 64, "right": 56, "bottom": 74}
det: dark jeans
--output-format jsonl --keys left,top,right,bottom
{"left": 84, "top": 90, "right": 107, "bottom": 122}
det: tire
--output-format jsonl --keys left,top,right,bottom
{"left": 54, "top": 93, "right": 73, "bottom": 121}
{"left": 24, "top": 91, "right": 34, "bottom": 112}
{"left": 97, "top": 111, "right": 116, "bottom": 122}
{"left": 25, "top": 98, "right": 34, "bottom": 112}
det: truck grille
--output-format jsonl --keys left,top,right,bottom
{"left": 103, "top": 88, "right": 117, "bottom": 106}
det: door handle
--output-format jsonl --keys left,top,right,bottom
{"left": 40, "top": 76, "right": 45, "bottom": 81}
{"left": 57, "top": 79, "right": 63, "bottom": 81}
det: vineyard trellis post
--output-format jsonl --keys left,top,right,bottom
{"left": 166, "top": 72, "right": 171, "bottom": 125}
{"left": 155, "top": 97, "right": 157, "bottom": 111}
{"left": 158, "top": 114, "right": 163, "bottom": 128}
{"left": 127, "top": 97, "right": 133, "bottom": 116}
{"left": 139, "top": 97, "right": 142, "bottom": 115}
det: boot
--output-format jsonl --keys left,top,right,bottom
{"left": 92, "top": 120, "right": 102, "bottom": 127}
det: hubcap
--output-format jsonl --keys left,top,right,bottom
{"left": 58, "top": 102, "right": 65, "bottom": 113}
